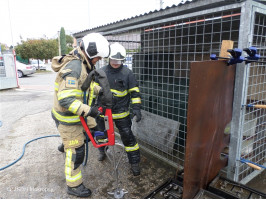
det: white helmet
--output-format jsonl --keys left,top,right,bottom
{"left": 81, "top": 33, "right": 110, "bottom": 59}
{"left": 109, "top": 43, "right": 126, "bottom": 61}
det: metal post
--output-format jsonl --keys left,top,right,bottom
{"left": 88, "top": 0, "right": 91, "bottom": 29}
{"left": 7, "top": 0, "right": 14, "bottom": 47}
{"left": 160, "top": 0, "right": 164, "bottom": 9}
{"left": 58, "top": 31, "right": 61, "bottom": 56}
{"left": 236, "top": 2, "right": 266, "bottom": 184}
{"left": 227, "top": 0, "right": 254, "bottom": 182}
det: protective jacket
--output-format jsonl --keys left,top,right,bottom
{"left": 51, "top": 47, "right": 100, "bottom": 126}
{"left": 97, "top": 64, "right": 141, "bottom": 164}
{"left": 98, "top": 64, "right": 141, "bottom": 119}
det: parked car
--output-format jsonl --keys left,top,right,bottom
{"left": 0, "top": 55, "right": 3, "bottom": 66}
{"left": 16, "top": 61, "right": 36, "bottom": 78}
{"left": 0, "top": 55, "right": 4, "bottom": 77}
{"left": 30, "top": 59, "right": 46, "bottom": 70}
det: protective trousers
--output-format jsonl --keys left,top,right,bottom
{"left": 97, "top": 116, "right": 140, "bottom": 164}
{"left": 57, "top": 117, "right": 96, "bottom": 187}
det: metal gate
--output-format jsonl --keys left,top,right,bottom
{"left": 228, "top": 1, "right": 266, "bottom": 184}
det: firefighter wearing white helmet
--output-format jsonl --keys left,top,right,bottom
{"left": 96, "top": 42, "right": 142, "bottom": 176}
{"left": 51, "top": 33, "right": 109, "bottom": 197}
{"left": 81, "top": 32, "right": 110, "bottom": 59}
{"left": 109, "top": 42, "right": 126, "bottom": 60}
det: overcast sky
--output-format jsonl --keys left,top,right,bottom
{"left": 0, "top": 0, "right": 183, "bottom": 46}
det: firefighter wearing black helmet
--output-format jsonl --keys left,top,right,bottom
{"left": 96, "top": 42, "right": 142, "bottom": 176}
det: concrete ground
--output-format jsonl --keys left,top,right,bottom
{"left": 246, "top": 170, "right": 266, "bottom": 194}
{"left": 0, "top": 81, "right": 176, "bottom": 199}
{"left": 0, "top": 72, "right": 265, "bottom": 198}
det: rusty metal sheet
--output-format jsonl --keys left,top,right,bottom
{"left": 183, "top": 60, "right": 236, "bottom": 199}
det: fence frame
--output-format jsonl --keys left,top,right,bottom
{"left": 228, "top": 0, "right": 266, "bottom": 184}
{"left": 73, "top": 0, "right": 266, "bottom": 183}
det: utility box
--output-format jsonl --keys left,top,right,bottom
{"left": 0, "top": 50, "right": 18, "bottom": 90}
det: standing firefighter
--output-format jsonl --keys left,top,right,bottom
{"left": 97, "top": 42, "right": 142, "bottom": 176}
{"left": 51, "top": 33, "right": 109, "bottom": 197}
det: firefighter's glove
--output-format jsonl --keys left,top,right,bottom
{"left": 133, "top": 109, "right": 142, "bottom": 122}
{"left": 87, "top": 106, "right": 100, "bottom": 118}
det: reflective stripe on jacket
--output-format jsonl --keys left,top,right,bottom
{"left": 97, "top": 64, "right": 141, "bottom": 118}
{"left": 51, "top": 47, "right": 96, "bottom": 125}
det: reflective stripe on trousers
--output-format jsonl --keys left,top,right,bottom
{"left": 125, "top": 143, "right": 139, "bottom": 152}
{"left": 65, "top": 149, "right": 83, "bottom": 187}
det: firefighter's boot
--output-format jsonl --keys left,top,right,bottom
{"left": 67, "top": 183, "right": 91, "bottom": 197}
{"left": 131, "top": 163, "right": 140, "bottom": 176}
{"left": 58, "top": 143, "right": 64, "bottom": 153}
{"left": 98, "top": 147, "right": 106, "bottom": 161}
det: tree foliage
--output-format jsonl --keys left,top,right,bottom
{"left": 15, "top": 39, "right": 58, "bottom": 61}
{"left": 66, "top": 35, "right": 73, "bottom": 47}
{"left": 66, "top": 35, "right": 74, "bottom": 53}
{"left": 60, "top": 27, "right": 67, "bottom": 55}
{"left": 14, "top": 31, "right": 73, "bottom": 62}
{"left": 0, "top": 44, "right": 7, "bottom": 52}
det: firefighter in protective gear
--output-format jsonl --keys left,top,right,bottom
{"left": 96, "top": 42, "right": 142, "bottom": 176}
{"left": 51, "top": 33, "right": 109, "bottom": 197}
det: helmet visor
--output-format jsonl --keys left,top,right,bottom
{"left": 110, "top": 59, "right": 123, "bottom": 65}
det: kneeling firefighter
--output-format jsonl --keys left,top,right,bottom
{"left": 96, "top": 43, "right": 142, "bottom": 176}
{"left": 51, "top": 33, "right": 110, "bottom": 197}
